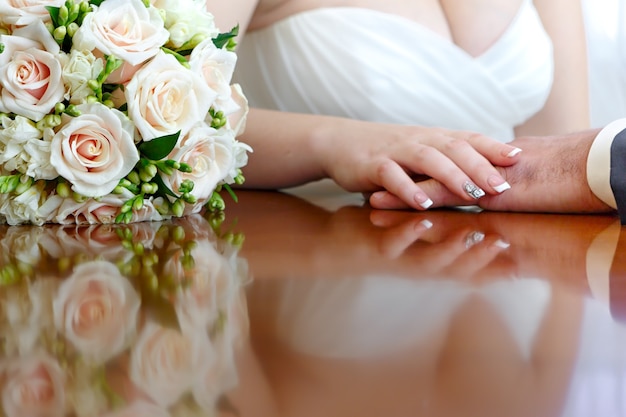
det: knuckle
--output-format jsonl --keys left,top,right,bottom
{"left": 442, "top": 138, "right": 472, "bottom": 154}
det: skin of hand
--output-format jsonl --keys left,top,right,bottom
{"left": 240, "top": 109, "right": 521, "bottom": 211}
{"left": 369, "top": 129, "right": 616, "bottom": 215}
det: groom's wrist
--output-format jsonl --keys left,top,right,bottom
{"left": 587, "top": 118, "right": 626, "bottom": 211}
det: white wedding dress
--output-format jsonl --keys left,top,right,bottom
{"left": 233, "top": 0, "right": 554, "bottom": 142}
{"left": 582, "top": 0, "right": 626, "bottom": 127}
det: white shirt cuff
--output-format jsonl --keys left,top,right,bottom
{"left": 587, "top": 118, "right": 626, "bottom": 209}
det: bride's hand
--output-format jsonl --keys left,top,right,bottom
{"left": 312, "top": 121, "right": 521, "bottom": 210}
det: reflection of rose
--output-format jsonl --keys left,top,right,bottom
{"left": 129, "top": 320, "right": 214, "bottom": 407}
{"left": 53, "top": 261, "right": 140, "bottom": 364}
{"left": 101, "top": 400, "right": 171, "bottom": 417}
{"left": 2, "top": 353, "right": 66, "bottom": 417}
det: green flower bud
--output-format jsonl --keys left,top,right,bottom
{"left": 53, "top": 25, "right": 67, "bottom": 43}
{"left": 127, "top": 171, "right": 140, "bottom": 185}
{"left": 172, "top": 199, "right": 185, "bottom": 217}
{"left": 54, "top": 102, "right": 66, "bottom": 114}
{"left": 66, "top": 22, "right": 79, "bottom": 37}
{"left": 14, "top": 177, "right": 33, "bottom": 195}
{"left": 132, "top": 196, "right": 144, "bottom": 211}
{"left": 56, "top": 182, "right": 71, "bottom": 198}
{"left": 58, "top": 5, "right": 69, "bottom": 25}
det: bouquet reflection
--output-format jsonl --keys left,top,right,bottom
{"left": 0, "top": 213, "right": 249, "bottom": 417}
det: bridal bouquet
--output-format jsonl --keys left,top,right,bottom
{"left": 0, "top": 213, "right": 250, "bottom": 416}
{"left": 0, "top": 0, "right": 251, "bottom": 225}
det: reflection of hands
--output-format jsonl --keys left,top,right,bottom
{"left": 314, "top": 120, "right": 520, "bottom": 209}
{"left": 369, "top": 131, "right": 615, "bottom": 215}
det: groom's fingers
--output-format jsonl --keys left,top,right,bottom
{"left": 369, "top": 178, "right": 473, "bottom": 210}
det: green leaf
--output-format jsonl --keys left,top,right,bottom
{"left": 89, "top": 0, "right": 104, "bottom": 6}
{"left": 213, "top": 25, "right": 239, "bottom": 49}
{"left": 138, "top": 131, "right": 180, "bottom": 160}
{"left": 45, "top": 6, "right": 61, "bottom": 26}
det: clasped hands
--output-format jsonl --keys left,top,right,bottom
{"left": 313, "top": 123, "right": 613, "bottom": 215}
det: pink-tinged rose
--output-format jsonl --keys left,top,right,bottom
{"left": 225, "top": 84, "right": 249, "bottom": 137}
{"left": 50, "top": 102, "right": 139, "bottom": 197}
{"left": 0, "top": 22, "right": 65, "bottom": 121}
{"left": 52, "top": 261, "right": 141, "bottom": 363}
{"left": 189, "top": 37, "right": 236, "bottom": 102}
{"left": 160, "top": 124, "right": 234, "bottom": 203}
{"left": 129, "top": 320, "right": 214, "bottom": 407}
{"left": 47, "top": 190, "right": 166, "bottom": 225}
{"left": 125, "top": 52, "right": 216, "bottom": 140}
{"left": 72, "top": 0, "right": 169, "bottom": 66}
{"left": 0, "top": 0, "right": 64, "bottom": 27}
{"left": 2, "top": 353, "right": 66, "bottom": 417}
{"left": 101, "top": 401, "right": 171, "bottom": 417}
{"left": 106, "top": 61, "right": 142, "bottom": 85}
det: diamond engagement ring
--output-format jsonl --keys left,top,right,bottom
{"left": 463, "top": 181, "right": 486, "bottom": 199}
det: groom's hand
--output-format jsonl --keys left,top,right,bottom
{"left": 369, "top": 130, "right": 615, "bottom": 215}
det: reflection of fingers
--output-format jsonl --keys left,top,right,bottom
{"left": 442, "top": 234, "right": 510, "bottom": 277}
{"left": 369, "top": 179, "right": 472, "bottom": 210}
{"left": 376, "top": 217, "right": 434, "bottom": 259}
{"left": 372, "top": 161, "right": 433, "bottom": 209}
{"left": 401, "top": 227, "right": 476, "bottom": 273}
{"left": 369, "top": 209, "right": 431, "bottom": 228}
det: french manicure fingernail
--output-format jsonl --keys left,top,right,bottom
{"left": 463, "top": 181, "right": 485, "bottom": 199}
{"left": 506, "top": 147, "right": 522, "bottom": 157}
{"left": 493, "top": 239, "right": 510, "bottom": 249}
{"left": 420, "top": 219, "right": 433, "bottom": 229}
{"left": 415, "top": 192, "right": 433, "bottom": 209}
{"left": 488, "top": 175, "right": 511, "bottom": 193}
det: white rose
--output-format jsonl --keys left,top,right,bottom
{"left": 129, "top": 320, "right": 214, "bottom": 407}
{"left": 160, "top": 124, "right": 234, "bottom": 203}
{"left": 51, "top": 191, "right": 167, "bottom": 225}
{"left": 61, "top": 50, "right": 104, "bottom": 104}
{"left": 73, "top": 0, "right": 169, "bottom": 66}
{"left": 224, "top": 84, "right": 249, "bottom": 137}
{"left": 2, "top": 352, "right": 66, "bottom": 417}
{"left": 50, "top": 102, "right": 139, "bottom": 197}
{"left": 126, "top": 52, "right": 216, "bottom": 140}
{"left": 0, "top": 21, "right": 65, "bottom": 121}
{"left": 53, "top": 260, "right": 141, "bottom": 364}
{"left": 0, "top": 115, "right": 58, "bottom": 180}
{"left": 0, "top": 180, "right": 52, "bottom": 225}
{"left": 152, "top": 0, "right": 218, "bottom": 49}
{"left": 0, "top": 0, "right": 64, "bottom": 27}
{"left": 189, "top": 38, "right": 236, "bottom": 103}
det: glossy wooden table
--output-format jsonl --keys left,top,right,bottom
{"left": 1, "top": 185, "right": 625, "bottom": 417}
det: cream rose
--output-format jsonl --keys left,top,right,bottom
{"left": 50, "top": 102, "right": 139, "bottom": 197}
{"left": 189, "top": 38, "right": 236, "bottom": 104}
{"left": 2, "top": 353, "right": 66, "bottom": 417}
{"left": 0, "top": 0, "right": 64, "bottom": 27}
{"left": 52, "top": 260, "right": 141, "bottom": 363}
{"left": 0, "top": 21, "right": 65, "bottom": 121}
{"left": 72, "top": 0, "right": 169, "bottom": 66}
{"left": 160, "top": 124, "right": 234, "bottom": 203}
{"left": 125, "top": 52, "right": 216, "bottom": 140}
{"left": 129, "top": 320, "right": 213, "bottom": 407}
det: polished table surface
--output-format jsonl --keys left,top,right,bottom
{"left": 1, "top": 184, "right": 626, "bottom": 416}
